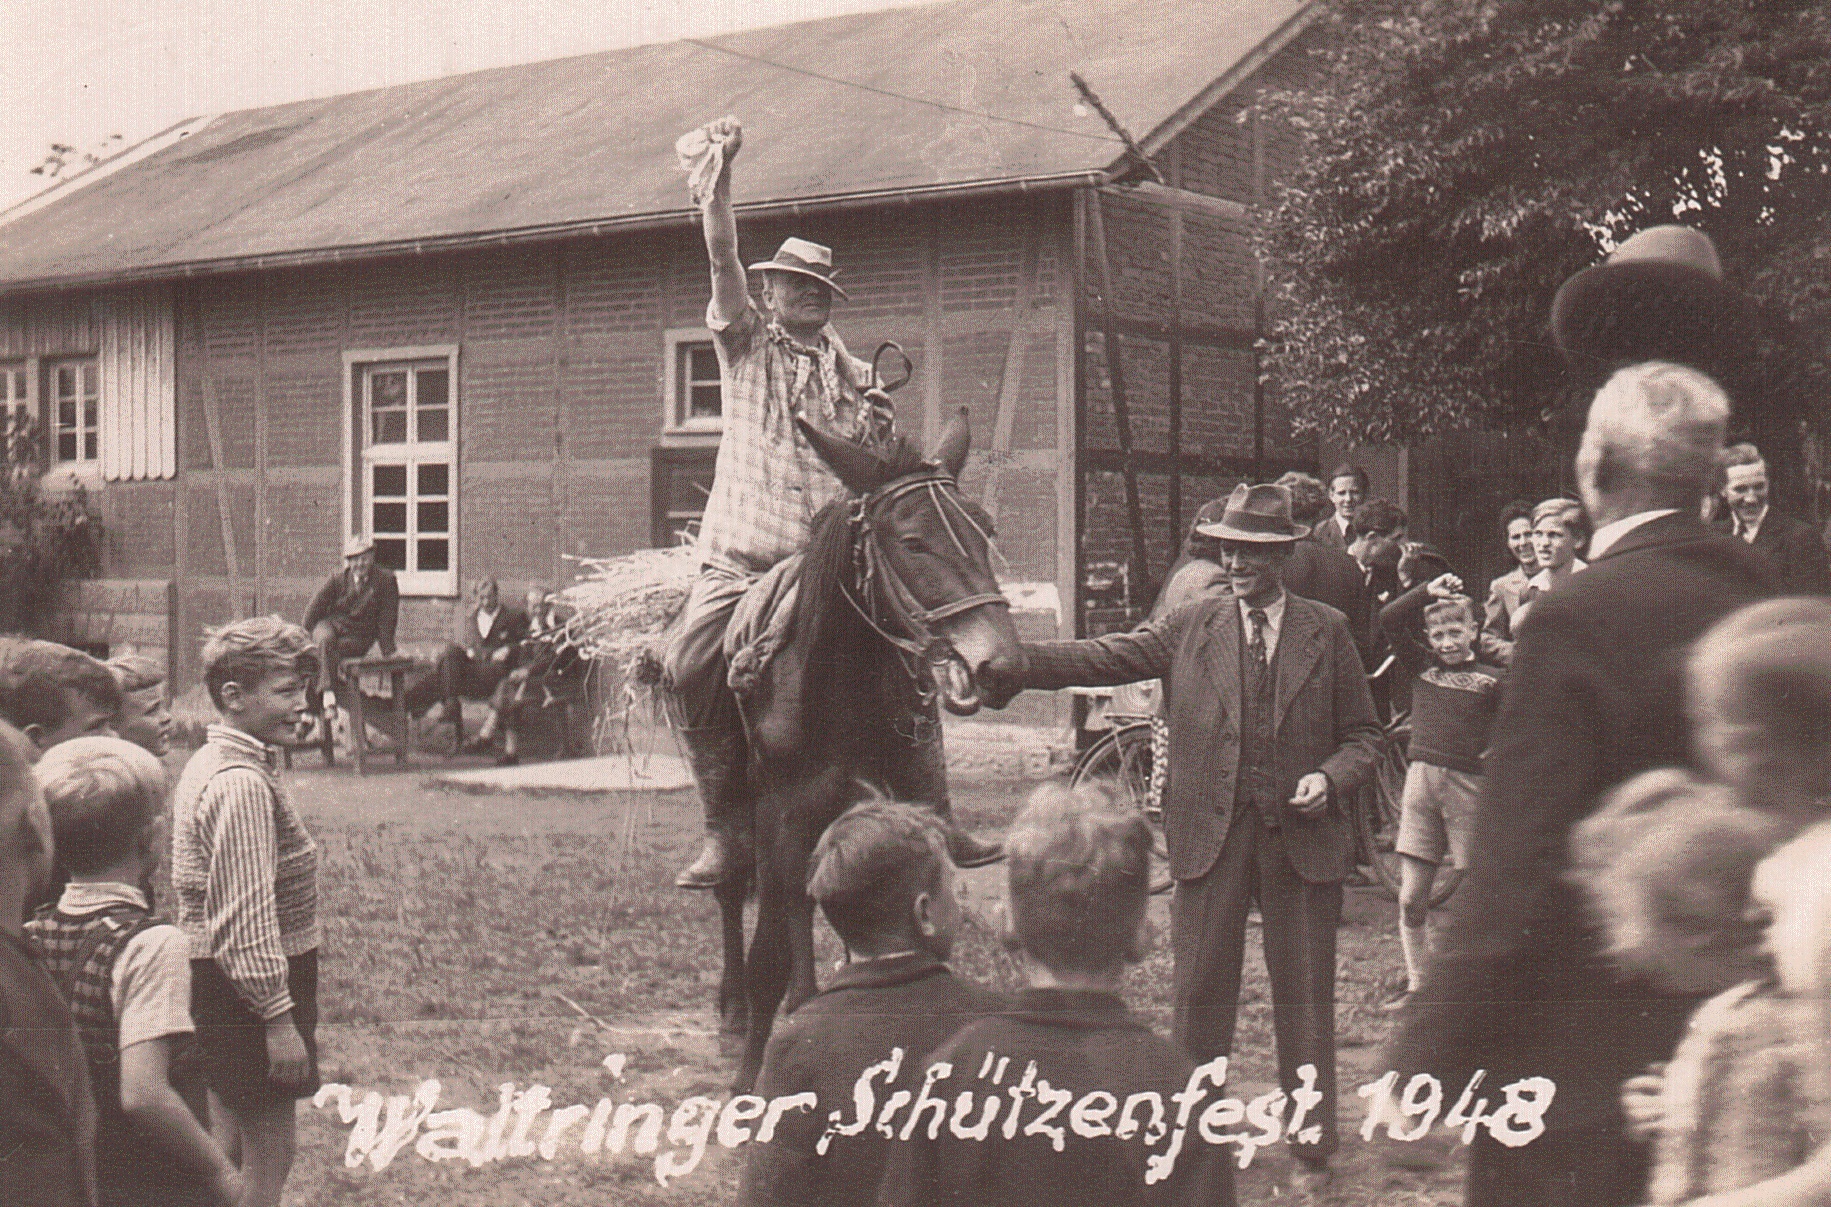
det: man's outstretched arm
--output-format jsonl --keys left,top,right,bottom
{"left": 699, "top": 117, "right": 749, "bottom": 324}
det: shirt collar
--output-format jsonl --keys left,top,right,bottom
{"left": 58, "top": 881, "right": 149, "bottom": 914}
{"left": 1238, "top": 589, "right": 1287, "bottom": 631}
{"left": 1734, "top": 505, "right": 1769, "bottom": 541}
{"left": 826, "top": 951, "right": 949, "bottom": 993}
{"left": 207, "top": 722, "right": 279, "bottom": 769}
{"left": 1587, "top": 509, "right": 1679, "bottom": 561}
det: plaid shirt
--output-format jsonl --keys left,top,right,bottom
{"left": 696, "top": 300, "right": 890, "bottom": 576}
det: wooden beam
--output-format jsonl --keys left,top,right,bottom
{"left": 196, "top": 297, "right": 245, "bottom": 620}
{"left": 1103, "top": 180, "right": 1249, "bottom": 222}
{"left": 1084, "top": 191, "right": 1154, "bottom": 603}
{"left": 982, "top": 223, "right": 1040, "bottom": 524}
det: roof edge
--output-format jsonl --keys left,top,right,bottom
{"left": 0, "top": 117, "right": 220, "bottom": 228}
{"left": 1134, "top": 2, "right": 1322, "bottom": 159}
{"left": 0, "top": 168, "right": 1107, "bottom": 297}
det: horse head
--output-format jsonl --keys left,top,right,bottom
{"left": 798, "top": 409, "right": 1026, "bottom": 715}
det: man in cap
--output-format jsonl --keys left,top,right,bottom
{"left": 302, "top": 534, "right": 400, "bottom": 714}
{"left": 666, "top": 116, "right": 997, "bottom": 888}
{"left": 982, "top": 483, "right": 1383, "bottom": 1199}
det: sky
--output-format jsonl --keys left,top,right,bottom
{"left": 0, "top": 0, "right": 936, "bottom": 211}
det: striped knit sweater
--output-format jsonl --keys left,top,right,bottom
{"left": 171, "top": 724, "right": 319, "bottom": 1019}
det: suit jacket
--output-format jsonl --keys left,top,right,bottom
{"left": 1021, "top": 593, "right": 1383, "bottom": 883}
{"left": 1716, "top": 508, "right": 1831, "bottom": 596}
{"left": 1385, "top": 512, "right": 1776, "bottom": 1134}
{"left": 0, "top": 931, "right": 98, "bottom": 1207}
{"left": 302, "top": 566, "right": 400, "bottom": 654}
{"left": 1313, "top": 513, "right": 1352, "bottom": 551}
{"left": 739, "top": 953, "right": 1005, "bottom": 1207}
{"left": 1284, "top": 537, "right": 1372, "bottom": 664}
{"left": 1479, "top": 565, "right": 1532, "bottom": 664}
{"left": 457, "top": 603, "right": 529, "bottom": 659}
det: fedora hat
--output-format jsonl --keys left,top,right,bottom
{"left": 748, "top": 237, "right": 850, "bottom": 300}
{"left": 1550, "top": 224, "right": 1749, "bottom": 380}
{"left": 342, "top": 534, "right": 374, "bottom": 559}
{"left": 1195, "top": 483, "right": 1309, "bottom": 543}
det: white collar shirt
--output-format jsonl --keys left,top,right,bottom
{"left": 1238, "top": 591, "right": 1288, "bottom": 661}
{"left": 1734, "top": 505, "right": 1768, "bottom": 544}
{"left": 1588, "top": 509, "right": 1680, "bottom": 561}
{"left": 476, "top": 606, "right": 499, "bottom": 639}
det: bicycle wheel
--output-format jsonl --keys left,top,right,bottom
{"left": 1357, "top": 724, "right": 1462, "bottom": 908}
{"left": 1070, "top": 722, "right": 1174, "bottom": 895}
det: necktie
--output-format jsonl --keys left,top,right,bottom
{"left": 1247, "top": 608, "right": 1269, "bottom": 668}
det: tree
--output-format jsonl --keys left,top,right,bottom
{"left": 1255, "top": 0, "right": 1831, "bottom": 447}
{"left": 0, "top": 415, "right": 101, "bottom": 635}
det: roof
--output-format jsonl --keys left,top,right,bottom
{"left": 0, "top": 0, "right": 1311, "bottom": 292}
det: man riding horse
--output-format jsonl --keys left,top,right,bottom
{"left": 666, "top": 116, "right": 1001, "bottom": 889}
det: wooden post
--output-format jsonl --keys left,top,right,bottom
{"left": 195, "top": 295, "right": 246, "bottom": 620}
{"left": 982, "top": 223, "right": 1040, "bottom": 525}
{"left": 1084, "top": 192, "right": 1153, "bottom": 606}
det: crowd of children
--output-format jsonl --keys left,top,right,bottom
{"left": 0, "top": 619, "right": 321, "bottom": 1207}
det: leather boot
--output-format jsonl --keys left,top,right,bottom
{"left": 675, "top": 724, "right": 749, "bottom": 890}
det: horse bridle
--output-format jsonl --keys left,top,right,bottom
{"left": 839, "top": 471, "right": 1008, "bottom": 684}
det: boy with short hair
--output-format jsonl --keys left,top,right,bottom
{"left": 1378, "top": 594, "right": 1504, "bottom": 1007}
{"left": 0, "top": 719, "right": 99, "bottom": 1207}
{"left": 880, "top": 784, "right": 1235, "bottom": 1207}
{"left": 740, "top": 799, "right": 1005, "bottom": 1207}
{"left": 0, "top": 638, "right": 122, "bottom": 759}
{"left": 106, "top": 655, "right": 175, "bottom": 758}
{"left": 172, "top": 617, "right": 321, "bottom": 1207}
{"left": 27, "top": 737, "right": 240, "bottom": 1207}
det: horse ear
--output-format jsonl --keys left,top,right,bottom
{"left": 932, "top": 408, "right": 971, "bottom": 480}
{"left": 797, "top": 417, "right": 885, "bottom": 495}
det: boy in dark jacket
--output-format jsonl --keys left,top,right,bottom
{"left": 879, "top": 784, "right": 1235, "bottom": 1207}
{"left": 739, "top": 800, "right": 1005, "bottom": 1207}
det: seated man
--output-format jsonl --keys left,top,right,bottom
{"left": 301, "top": 535, "right": 399, "bottom": 719}
{"left": 470, "top": 586, "right": 585, "bottom": 765}
{"left": 406, "top": 578, "right": 528, "bottom": 747}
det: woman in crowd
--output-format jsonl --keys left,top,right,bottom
{"left": 1480, "top": 500, "right": 1537, "bottom": 664}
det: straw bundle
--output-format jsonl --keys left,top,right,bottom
{"left": 557, "top": 546, "right": 699, "bottom": 666}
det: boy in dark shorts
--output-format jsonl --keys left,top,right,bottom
{"left": 880, "top": 784, "right": 1235, "bottom": 1207}
{"left": 1376, "top": 592, "right": 1504, "bottom": 1007}
{"left": 28, "top": 737, "right": 240, "bottom": 1207}
{"left": 171, "top": 617, "right": 320, "bottom": 1207}
{"left": 740, "top": 799, "right": 1006, "bottom": 1207}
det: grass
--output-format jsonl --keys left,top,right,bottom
{"left": 188, "top": 761, "right": 1466, "bottom": 1205}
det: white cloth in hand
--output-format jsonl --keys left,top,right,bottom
{"left": 676, "top": 119, "right": 737, "bottom": 207}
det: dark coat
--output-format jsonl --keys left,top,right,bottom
{"left": 1284, "top": 537, "right": 1372, "bottom": 664}
{"left": 877, "top": 988, "right": 1236, "bottom": 1207}
{"left": 456, "top": 602, "right": 530, "bottom": 658}
{"left": 1313, "top": 513, "right": 1352, "bottom": 550}
{"left": 302, "top": 566, "right": 400, "bottom": 655}
{"left": 1715, "top": 508, "right": 1831, "bottom": 596}
{"left": 1385, "top": 512, "right": 1777, "bottom": 1134}
{"left": 739, "top": 953, "right": 1004, "bottom": 1207}
{"left": 0, "top": 930, "right": 98, "bottom": 1207}
{"left": 1020, "top": 593, "right": 1383, "bottom": 883}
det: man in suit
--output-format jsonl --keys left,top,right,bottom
{"left": 1385, "top": 362, "right": 1777, "bottom": 1207}
{"left": 1278, "top": 471, "right": 1372, "bottom": 663}
{"left": 1713, "top": 442, "right": 1831, "bottom": 594}
{"left": 405, "top": 578, "right": 529, "bottom": 738}
{"left": 1314, "top": 463, "right": 1369, "bottom": 551}
{"left": 302, "top": 535, "right": 400, "bottom": 711}
{"left": 987, "top": 483, "right": 1383, "bottom": 1199}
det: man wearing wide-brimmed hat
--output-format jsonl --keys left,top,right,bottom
{"left": 302, "top": 533, "right": 399, "bottom": 714}
{"left": 985, "top": 482, "right": 1383, "bottom": 1199}
{"left": 664, "top": 116, "right": 997, "bottom": 888}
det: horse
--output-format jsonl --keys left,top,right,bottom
{"left": 711, "top": 408, "right": 1024, "bottom": 1091}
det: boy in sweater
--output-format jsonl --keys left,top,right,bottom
{"left": 1377, "top": 592, "right": 1504, "bottom": 1006}
{"left": 879, "top": 784, "right": 1235, "bottom": 1207}
{"left": 172, "top": 617, "right": 321, "bottom": 1207}
{"left": 740, "top": 800, "right": 1005, "bottom": 1207}
{"left": 27, "top": 737, "right": 240, "bottom": 1207}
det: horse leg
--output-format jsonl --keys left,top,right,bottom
{"left": 737, "top": 847, "right": 792, "bottom": 1094}
{"left": 713, "top": 837, "right": 753, "bottom": 1053}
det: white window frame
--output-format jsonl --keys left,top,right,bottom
{"left": 0, "top": 359, "right": 31, "bottom": 462}
{"left": 341, "top": 345, "right": 459, "bottom": 597}
{"left": 662, "top": 327, "right": 724, "bottom": 438}
{"left": 45, "top": 355, "right": 100, "bottom": 473}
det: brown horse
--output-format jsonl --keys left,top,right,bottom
{"left": 713, "top": 409, "right": 1023, "bottom": 1091}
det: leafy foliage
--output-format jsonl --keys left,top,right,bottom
{"left": 0, "top": 414, "right": 101, "bottom": 634}
{"left": 1255, "top": 0, "right": 1831, "bottom": 444}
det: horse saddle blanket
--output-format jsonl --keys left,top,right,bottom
{"left": 723, "top": 554, "right": 803, "bottom": 697}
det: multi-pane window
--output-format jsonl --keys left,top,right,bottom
{"left": 47, "top": 357, "right": 99, "bottom": 464}
{"left": 664, "top": 330, "right": 722, "bottom": 433}
{"left": 358, "top": 358, "right": 454, "bottom": 594}
{"left": 0, "top": 362, "right": 29, "bottom": 458}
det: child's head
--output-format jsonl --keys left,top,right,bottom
{"left": 107, "top": 653, "right": 172, "bottom": 757}
{"left": 807, "top": 799, "right": 957, "bottom": 960}
{"left": 1750, "top": 819, "right": 1831, "bottom": 1000}
{"left": 1396, "top": 541, "right": 1452, "bottom": 590}
{"left": 202, "top": 617, "right": 319, "bottom": 746}
{"left": 1688, "top": 597, "right": 1831, "bottom": 819}
{"left": 1005, "top": 783, "right": 1151, "bottom": 980}
{"left": 0, "top": 638, "right": 123, "bottom": 758}
{"left": 35, "top": 736, "right": 167, "bottom": 879}
{"left": 1531, "top": 497, "right": 1589, "bottom": 571}
{"left": 0, "top": 720, "right": 52, "bottom": 925}
{"left": 1424, "top": 596, "right": 1478, "bottom": 664}
{"left": 1572, "top": 768, "right": 1783, "bottom": 996}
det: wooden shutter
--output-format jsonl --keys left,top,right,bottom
{"left": 97, "top": 287, "right": 176, "bottom": 481}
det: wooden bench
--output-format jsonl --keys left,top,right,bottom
{"left": 314, "top": 654, "right": 419, "bottom": 775}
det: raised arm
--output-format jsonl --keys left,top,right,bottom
{"left": 699, "top": 117, "right": 749, "bottom": 325}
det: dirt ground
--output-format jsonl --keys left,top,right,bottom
{"left": 235, "top": 756, "right": 1468, "bottom": 1205}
